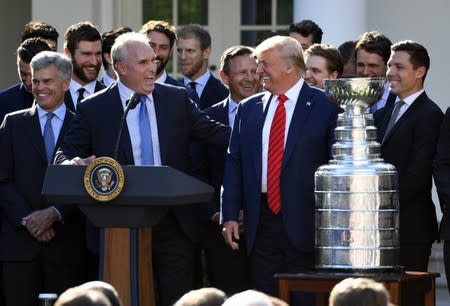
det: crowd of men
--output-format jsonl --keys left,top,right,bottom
{"left": 0, "top": 18, "right": 449, "bottom": 306}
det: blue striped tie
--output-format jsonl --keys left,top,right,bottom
{"left": 139, "top": 96, "right": 154, "bottom": 165}
{"left": 44, "top": 112, "right": 56, "bottom": 163}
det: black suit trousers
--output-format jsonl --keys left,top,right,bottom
{"left": 250, "top": 197, "right": 314, "bottom": 305}
{"left": 2, "top": 249, "right": 85, "bottom": 306}
{"left": 152, "top": 213, "right": 195, "bottom": 306}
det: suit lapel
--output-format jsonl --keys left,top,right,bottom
{"left": 251, "top": 94, "right": 270, "bottom": 178}
{"left": 109, "top": 85, "right": 134, "bottom": 164}
{"left": 219, "top": 99, "right": 230, "bottom": 126}
{"left": 282, "top": 85, "right": 314, "bottom": 168}
{"left": 152, "top": 85, "right": 168, "bottom": 164}
{"left": 94, "top": 80, "right": 106, "bottom": 92}
{"left": 55, "top": 110, "right": 74, "bottom": 151}
{"left": 23, "top": 106, "right": 47, "bottom": 162}
{"left": 64, "top": 91, "right": 75, "bottom": 113}
{"left": 383, "top": 93, "right": 425, "bottom": 144}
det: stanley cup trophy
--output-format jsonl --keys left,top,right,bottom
{"left": 315, "top": 77, "right": 401, "bottom": 271}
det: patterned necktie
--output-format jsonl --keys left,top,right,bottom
{"left": 382, "top": 100, "right": 405, "bottom": 142}
{"left": 43, "top": 112, "right": 56, "bottom": 163}
{"left": 77, "top": 87, "right": 86, "bottom": 106}
{"left": 139, "top": 95, "right": 154, "bottom": 165}
{"left": 267, "top": 94, "right": 288, "bottom": 214}
{"left": 188, "top": 81, "right": 200, "bottom": 103}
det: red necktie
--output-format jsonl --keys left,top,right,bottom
{"left": 267, "top": 94, "right": 287, "bottom": 214}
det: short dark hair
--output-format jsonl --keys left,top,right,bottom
{"left": 140, "top": 20, "right": 177, "bottom": 49}
{"left": 220, "top": 45, "right": 254, "bottom": 75}
{"left": 177, "top": 24, "right": 211, "bottom": 50}
{"left": 391, "top": 40, "right": 430, "bottom": 80}
{"left": 101, "top": 27, "right": 133, "bottom": 69}
{"left": 21, "top": 21, "right": 59, "bottom": 43}
{"left": 17, "top": 37, "right": 52, "bottom": 64}
{"left": 288, "top": 19, "right": 323, "bottom": 44}
{"left": 338, "top": 40, "right": 356, "bottom": 66}
{"left": 305, "top": 43, "right": 344, "bottom": 76}
{"left": 355, "top": 31, "right": 392, "bottom": 64}
{"left": 64, "top": 21, "right": 101, "bottom": 55}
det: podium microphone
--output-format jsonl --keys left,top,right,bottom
{"left": 113, "top": 92, "right": 142, "bottom": 160}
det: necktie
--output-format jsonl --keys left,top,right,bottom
{"left": 139, "top": 95, "right": 154, "bottom": 165}
{"left": 229, "top": 103, "right": 237, "bottom": 128}
{"left": 77, "top": 87, "right": 86, "bottom": 106}
{"left": 188, "top": 81, "right": 200, "bottom": 103}
{"left": 382, "top": 100, "right": 405, "bottom": 142}
{"left": 43, "top": 112, "right": 56, "bottom": 163}
{"left": 267, "top": 94, "right": 288, "bottom": 214}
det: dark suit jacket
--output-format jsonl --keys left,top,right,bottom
{"left": 375, "top": 91, "right": 443, "bottom": 245}
{"left": 0, "top": 82, "right": 34, "bottom": 124}
{"left": 64, "top": 81, "right": 105, "bottom": 113}
{"left": 189, "top": 75, "right": 229, "bottom": 110}
{"left": 198, "top": 98, "right": 230, "bottom": 218}
{"left": 0, "top": 106, "right": 85, "bottom": 262}
{"left": 55, "top": 82, "right": 230, "bottom": 242}
{"left": 221, "top": 83, "right": 339, "bottom": 254}
{"left": 433, "top": 107, "right": 450, "bottom": 240}
{"left": 165, "top": 74, "right": 183, "bottom": 87}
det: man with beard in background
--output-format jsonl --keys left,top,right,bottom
{"left": 140, "top": 20, "right": 182, "bottom": 86}
{"left": 63, "top": 22, "right": 105, "bottom": 113}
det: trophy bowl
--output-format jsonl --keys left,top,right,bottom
{"left": 323, "top": 77, "right": 386, "bottom": 109}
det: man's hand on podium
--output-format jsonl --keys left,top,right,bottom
{"left": 62, "top": 155, "right": 96, "bottom": 165}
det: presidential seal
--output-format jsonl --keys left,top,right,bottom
{"left": 83, "top": 157, "right": 125, "bottom": 202}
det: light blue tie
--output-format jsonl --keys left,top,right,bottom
{"left": 139, "top": 96, "right": 154, "bottom": 165}
{"left": 44, "top": 112, "right": 56, "bottom": 163}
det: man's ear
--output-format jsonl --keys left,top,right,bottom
{"left": 219, "top": 70, "right": 229, "bottom": 86}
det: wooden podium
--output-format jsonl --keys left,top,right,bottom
{"left": 42, "top": 165, "right": 213, "bottom": 306}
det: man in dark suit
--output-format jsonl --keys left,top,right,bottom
{"left": 63, "top": 22, "right": 105, "bottom": 113}
{"left": 221, "top": 36, "right": 339, "bottom": 298}
{"left": 176, "top": 24, "right": 228, "bottom": 109}
{"left": 0, "top": 38, "right": 52, "bottom": 123}
{"left": 433, "top": 107, "right": 450, "bottom": 295}
{"left": 355, "top": 31, "right": 394, "bottom": 113}
{"left": 375, "top": 40, "right": 443, "bottom": 273}
{"left": 140, "top": 20, "right": 182, "bottom": 86}
{"left": 0, "top": 51, "right": 86, "bottom": 306}
{"left": 21, "top": 21, "right": 59, "bottom": 51}
{"left": 101, "top": 27, "right": 133, "bottom": 87}
{"left": 55, "top": 32, "right": 229, "bottom": 306}
{"left": 195, "top": 45, "right": 260, "bottom": 294}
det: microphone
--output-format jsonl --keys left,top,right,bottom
{"left": 113, "top": 92, "right": 143, "bottom": 160}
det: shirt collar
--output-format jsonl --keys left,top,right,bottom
{"left": 395, "top": 88, "right": 425, "bottom": 106}
{"left": 183, "top": 70, "right": 211, "bottom": 88}
{"left": 117, "top": 81, "right": 154, "bottom": 106}
{"left": 155, "top": 70, "right": 168, "bottom": 84}
{"left": 70, "top": 79, "right": 97, "bottom": 96}
{"left": 228, "top": 98, "right": 239, "bottom": 113}
{"left": 37, "top": 102, "right": 66, "bottom": 120}
{"left": 283, "top": 78, "right": 305, "bottom": 103}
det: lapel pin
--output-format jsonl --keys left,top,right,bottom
{"left": 306, "top": 101, "right": 311, "bottom": 106}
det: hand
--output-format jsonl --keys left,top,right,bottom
{"left": 222, "top": 221, "right": 240, "bottom": 250}
{"left": 23, "top": 207, "right": 58, "bottom": 239}
{"left": 63, "top": 155, "right": 96, "bottom": 165}
{"left": 210, "top": 212, "right": 220, "bottom": 224}
{"left": 35, "top": 227, "right": 55, "bottom": 242}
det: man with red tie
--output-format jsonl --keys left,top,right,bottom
{"left": 221, "top": 35, "right": 339, "bottom": 299}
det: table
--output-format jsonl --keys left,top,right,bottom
{"left": 275, "top": 271, "right": 440, "bottom": 306}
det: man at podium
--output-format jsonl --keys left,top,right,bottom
{"left": 54, "top": 32, "right": 230, "bottom": 306}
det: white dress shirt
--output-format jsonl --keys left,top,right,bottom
{"left": 68, "top": 79, "right": 97, "bottom": 110}
{"left": 261, "top": 78, "right": 305, "bottom": 192}
{"left": 183, "top": 70, "right": 211, "bottom": 98}
{"left": 117, "top": 81, "right": 162, "bottom": 166}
